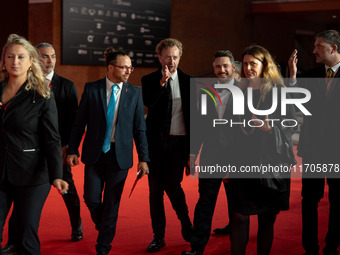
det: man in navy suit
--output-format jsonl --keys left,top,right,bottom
{"left": 67, "top": 48, "right": 149, "bottom": 255}
{"left": 142, "top": 38, "right": 193, "bottom": 252}
{"left": 289, "top": 30, "right": 340, "bottom": 255}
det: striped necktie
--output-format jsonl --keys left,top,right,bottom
{"left": 326, "top": 68, "right": 335, "bottom": 93}
{"left": 327, "top": 68, "right": 334, "bottom": 79}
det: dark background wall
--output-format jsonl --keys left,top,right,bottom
{"left": 1, "top": 0, "right": 340, "bottom": 99}
{"left": 0, "top": 2, "right": 28, "bottom": 50}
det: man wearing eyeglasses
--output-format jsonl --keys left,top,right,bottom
{"left": 142, "top": 38, "right": 193, "bottom": 252}
{"left": 67, "top": 48, "right": 149, "bottom": 255}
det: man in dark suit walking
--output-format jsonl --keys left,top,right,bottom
{"left": 36, "top": 42, "right": 83, "bottom": 242}
{"left": 142, "top": 38, "right": 193, "bottom": 252}
{"left": 1, "top": 42, "right": 82, "bottom": 255}
{"left": 209, "top": 50, "right": 236, "bottom": 236}
{"left": 288, "top": 30, "right": 340, "bottom": 255}
{"left": 67, "top": 48, "right": 149, "bottom": 255}
{"left": 182, "top": 50, "right": 237, "bottom": 255}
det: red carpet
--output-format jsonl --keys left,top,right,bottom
{"left": 1, "top": 145, "right": 330, "bottom": 255}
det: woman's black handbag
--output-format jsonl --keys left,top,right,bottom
{"left": 260, "top": 126, "right": 297, "bottom": 192}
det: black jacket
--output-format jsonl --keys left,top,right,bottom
{"left": 0, "top": 82, "right": 62, "bottom": 186}
{"left": 50, "top": 73, "right": 78, "bottom": 147}
{"left": 142, "top": 68, "right": 191, "bottom": 146}
{"left": 195, "top": 80, "right": 238, "bottom": 165}
{"left": 296, "top": 65, "right": 340, "bottom": 158}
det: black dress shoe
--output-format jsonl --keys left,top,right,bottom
{"left": 323, "top": 247, "right": 339, "bottom": 255}
{"left": 182, "top": 250, "right": 203, "bottom": 255}
{"left": 147, "top": 238, "right": 165, "bottom": 252}
{"left": 182, "top": 225, "right": 194, "bottom": 242}
{"left": 213, "top": 224, "right": 231, "bottom": 235}
{"left": 71, "top": 231, "right": 83, "bottom": 242}
{"left": 2, "top": 243, "right": 17, "bottom": 255}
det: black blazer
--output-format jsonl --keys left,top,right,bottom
{"left": 0, "top": 82, "right": 63, "bottom": 186}
{"left": 50, "top": 73, "right": 78, "bottom": 147}
{"left": 68, "top": 78, "right": 149, "bottom": 169}
{"left": 196, "top": 81, "right": 238, "bottom": 166}
{"left": 297, "top": 65, "right": 340, "bottom": 158}
{"left": 142, "top": 68, "right": 191, "bottom": 146}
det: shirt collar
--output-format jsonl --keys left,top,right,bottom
{"left": 161, "top": 69, "right": 178, "bottom": 80}
{"left": 325, "top": 62, "right": 340, "bottom": 73}
{"left": 45, "top": 71, "right": 54, "bottom": 81}
{"left": 106, "top": 76, "right": 123, "bottom": 90}
{"left": 171, "top": 69, "right": 178, "bottom": 80}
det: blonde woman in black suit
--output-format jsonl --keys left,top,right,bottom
{"left": 0, "top": 34, "right": 68, "bottom": 255}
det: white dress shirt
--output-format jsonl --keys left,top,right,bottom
{"left": 165, "top": 70, "right": 186, "bottom": 136}
{"left": 45, "top": 71, "right": 54, "bottom": 86}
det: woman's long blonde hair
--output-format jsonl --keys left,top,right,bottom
{"left": 240, "top": 45, "right": 285, "bottom": 101}
{"left": 0, "top": 34, "right": 50, "bottom": 98}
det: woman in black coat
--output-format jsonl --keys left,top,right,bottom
{"left": 0, "top": 34, "right": 68, "bottom": 255}
{"left": 229, "top": 45, "right": 296, "bottom": 255}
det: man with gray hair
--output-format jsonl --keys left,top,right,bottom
{"left": 35, "top": 42, "right": 83, "bottom": 242}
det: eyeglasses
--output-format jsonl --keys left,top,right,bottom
{"left": 112, "top": 64, "right": 134, "bottom": 72}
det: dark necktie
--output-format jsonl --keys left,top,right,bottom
{"left": 102, "top": 84, "right": 118, "bottom": 153}
{"left": 163, "top": 78, "right": 172, "bottom": 137}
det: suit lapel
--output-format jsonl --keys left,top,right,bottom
{"left": 177, "top": 69, "right": 186, "bottom": 107}
{"left": 118, "top": 83, "right": 129, "bottom": 114}
{"left": 50, "top": 73, "right": 60, "bottom": 96}
{"left": 3, "top": 83, "right": 30, "bottom": 115}
{"left": 157, "top": 68, "right": 163, "bottom": 81}
{"left": 99, "top": 78, "right": 108, "bottom": 119}
{"left": 312, "top": 66, "right": 327, "bottom": 96}
{"left": 326, "top": 66, "right": 340, "bottom": 96}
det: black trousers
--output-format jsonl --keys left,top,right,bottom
{"left": 83, "top": 146, "right": 128, "bottom": 254}
{"left": 5, "top": 163, "right": 82, "bottom": 245}
{"left": 0, "top": 177, "right": 50, "bottom": 255}
{"left": 191, "top": 178, "right": 231, "bottom": 252}
{"left": 301, "top": 156, "right": 340, "bottom": 254}
{"left": 61, "top": 163, "right": 82, "bottom": 232}
{"left": 148, "top": 135, "right": 191, "bottom": 239}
